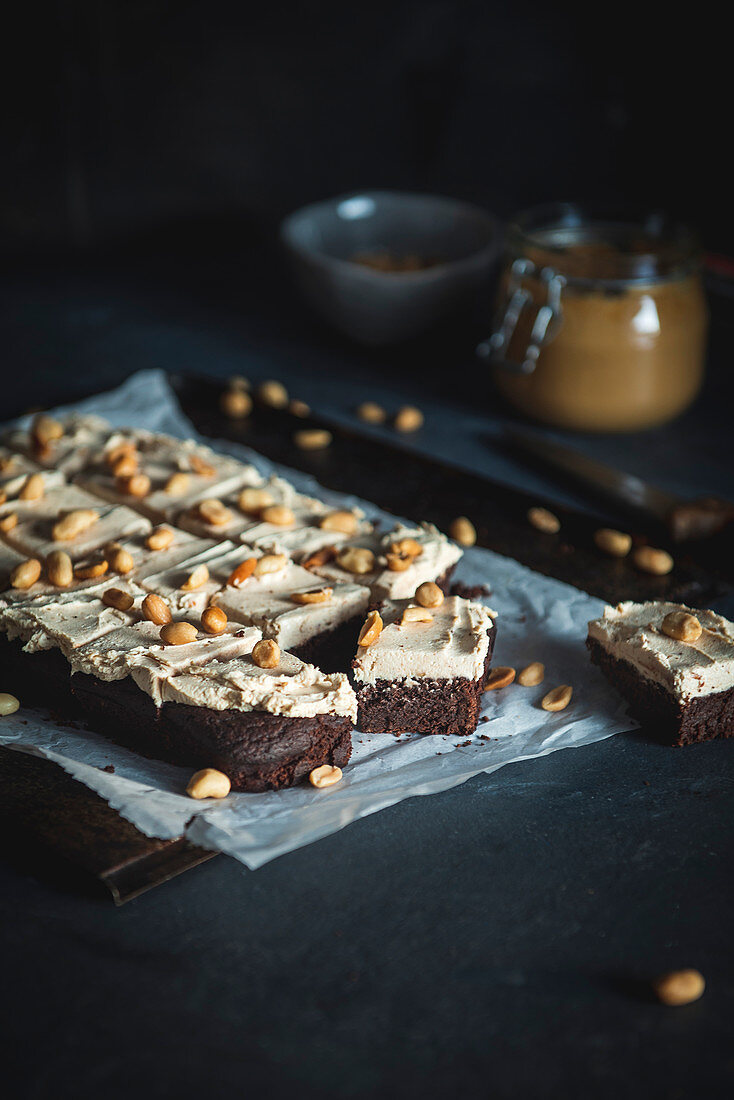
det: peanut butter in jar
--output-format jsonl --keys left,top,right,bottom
{"left": 485, "top": 206, "right": 709, "bottom": 432}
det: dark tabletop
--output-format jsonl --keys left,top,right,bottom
{"left": 1, "top": 237, "right": 733, "bottom": 1099}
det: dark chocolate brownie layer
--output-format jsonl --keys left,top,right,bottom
{"left": 70, "top": 671, "right": 353, "bottom": 791}
{"left": 290, "top": 613, "right": 363, "bottom": 673}
{"left": 587, "top": 637, "right": 734, "bottom": 747}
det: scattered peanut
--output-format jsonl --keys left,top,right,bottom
{"left": 102, "top": 587, "right": 135, "bottom": 612}
{"left": 108, "top": 545, "right": 135, "bottom": 574}
{"left": 32, "top": 415, "right": 64, "bottom": 447}
{"left": 449, "top": 516, "right": 476, "bottom": 547}
{"left": 142, "top": 593, "right": 172, "bottom": 626}
{"left": 201, "top": 606, "right": 228, "bottom": 635}
{"left": 0, "top": 693, "right": 21, "bottom": 716}
{"left": 291, "top": 587, "right": 333, "bottom": 604}
{"left": 336, "top": 546, "right": 375, "bottom": 574}
{"left": 289, "top": 399, "right": 310, "bottom": 418}
{"left": 186, "top": 768, "right": 231, "bottom": 799}
{"left": 164, "top": 471, "right": 191, "bottom": 496}
{"left": 356, "top": 401, "right": 387, "bottom": 424}
{"left": 196, "top": 498, "right": 233, "bottom": 527}
{"left": 181, "top": 563, "right": 210, "bottom": 591}
{"left": 111, "top": 453, "right": 138, "bottom": 479}
{"left": 391, "top": 537, "right": 423, "bottom": 558}
{"left": 226, "top": 557, "right": 257, "bottom": 586}
{"left": 385, "top": 552, "right": 413, "bottom": 572}
{"left": 302, "top": 546, "right": 336, "bottom": 570}
{"left": 105, "top": 440, "right": 136, "bottom": 468}
{"left": 254, "top": 553, "right": 288, "bottom": 576}
{"left": 294, "top": 428, "right": 332, "bottom": 451}
{"left": 415, "top": 581, "right": 444, "bottom": 608}
{"left": 52, "top": 509, "right": 99, "bottom": 542}
{"left": 221, "top": 388, "right": 253, "bottom": 419}
{"left": 261, "top": 504, "right": 295, "bottom": 527}
{"left": 117, "top": 473, "right": 151, "bottom": 498}
{"left": 10, "top": 558, "right": 42, "bottom": 590}
{"left": 0, "top": 513, "right": 18, "bottom": 533}
{"left": 400, "top": 605, "right": 433, "bottom": 625}
{"left": 252, "top": 638, "right": 280, "bottom": 668}
{"left": 258, "top": 379, "right": 289, "bottom": 408}
{"left": 18, "top": 473, "right": 45, "bottom": 502}
{"left": 594, "top": 527, "right": 632, "bottom": 558}
{"left": 74, "top": 558, "right": 109, "bottom": 580}
{"left": 485, "top": 666, "right": 516, "bottom": 691}
{"left": 517, "top": 662, "right": 545, "bottom": 687}
{"left": 541, "top": 685, "right": 573, "bottom": 711}
{"left": 633, "top": 545, "right": 674, "bottom": 576}
{"left": 320, "top": 510, "right": 358, "bottom": 535}
{"left": 653, "top": 969, "right": 705, "bottom": 1006}
{"left": 661, "top": 611, "right": 702, "bottom": 644}
{"left": 160, "top": 621, "right": 198, "bottom": 646}
{"left": 358, "top": 610, "right": 383, "bottom": 647}
{"left": 309, "top": 765, "right": 343, "bottom": 789}
{"left": 45, "top": 550, "right": 73, "bottom": 588}
{"left": 146, "top": 526, "right": 175, "bottom": 551}
{"left": 394, "top": 405, "right": 424, "bottom": 432}
{"left": 238, "top": 487, "right": 273, "bottom": 514}
{"left": 528, "top": 507, "right": 561, "bottom": 534}
{"left": 189, "top": 454, "right": 217, "bottom": 477}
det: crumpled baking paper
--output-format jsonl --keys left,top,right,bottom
{"left": 0, "top": 371, "right": 635, "bottom": 869}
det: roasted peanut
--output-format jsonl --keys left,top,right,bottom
{"left": 302, "top": 546, "right": 336, "bottom": 570}
{"left": 52, "top": 508, "right": 99, "bottom": 542}
{"left": 201, "top": 606, "right": 228, "bottom": 635}
{"left": 238, "top": 487, "right": 273, "bottom": 514}
{"left": 400, "top": 605, "right": 433, "bottom": 624}
{"left": 594, "top": 527, "right": 632, "bottom": 558}
{"left": 415, "top": 581, "right": 444, "bottom": 608}
{"left": 633, "top": 545, "right": 674, "bottom": 576}
{"left": 449, "top": 516, "right": 477, "bottom": 547}
{"left": 105, "top": 440, "right": 137, "bottom": 468}
{"left": 221, "top": 388, "right": 253, "bottom": 419}
{"left": 102, "top": 587, "right": 135, "bottom": 612}
{"left": 652, "top": 969, "right": 705, "bottom": 1006}
{"left": 196, "top": 498, "right": 233, "bottom": 527}
{"left": 394, "top": 405, "right": 424, "bottom": 432}
{"left": 391, "top": 537, "right": 423, "bottom": 558}
{"left": 117, "top": 473, "right": 151, "bottom": 498}
{"left": 226, "top": 557, "right": 257, "bottom": 586}
{"left": 160, "top": 621, "right": 198, "bottom": 646}
{"left": 358, "top": 609, "right": 383, "bottom": 647}
{"left": 142, "top": 593, "right": 172, "bottom": 626}
{"left": 18, "top": 473, "right": 45, "bottom": 502}
{"left": 146, "top": 526, "right": 175, "bottom": 551}
{"left": 0, "top": 513, "right": 18, "bottom": 533}
{"left": 10, "top": 558, "right": 42, "bottom": 590}
{"left": 294, "top": 428, "right": 332, "bottom": 451}
{"left": 336, "top": 546, "right": 375, "bottom": 574}
{"left": 320, "top": 510, "right": 358, "bottom": 535}
{"left": 541, "top": 685, "right": 573, "bottom": 712}
{"left": 661, "top": 611, "right": 702, "bottom": 644}
{"left": 258, "top": 379, "right": 289, "bottom": 408}
{"left": 289, "top": 399, "right": 310, "bottom": 418}
{"left": 108, "top": 545, "right": 135, "bottom": 574}
{"left": 111, "top": 453, "right": 138, "bottom": 479}
{"left": 386, "top": 552, "right": 413, "bottom": 572}
{"left": 291, "top": 587, "right": 333, "bottom": 604}
{"left": 261, "top": 504, "right": 295, "bottom": 527}
{"left": 485, "top": 666, "right": 516, "bottom": 691}
{"left": 254, "top": 553, "right": 288, "bottom": 576}
{"left": 189, "top": 453, "right": 217, "bottom": 477}
{"left": 45, "top": 549, "right": 73, "bottom": 588}
{"left": 74, "top": 558, "right": 108, "bottom": 580}
{"left": 309, "top": 765, "right": 343, "bottom": 789}
{"left": 181, "top": 563, "right": 210, "bottom": 591}
{"left": 186, "top": 768, "right": 231, "bottom": 799}
{"left": 32, "top": 414, "right": 64, "bottom": 446}
{"left": 0, "top": 693, "right": 20, "bottom": 716}
{"left": 164, "top": 471, "right": 191, "bottom": 496}
{"left": 528, "top": 507, "right": 561, "bottom": 534}
{"left": 356, "top": 401, "right": 386, "bottom": 424}
{"left": 252, "top": 638, "right": 280, "bottom": 668}
{"left": 517, "top": 662, "right": 545, "bottom": 687}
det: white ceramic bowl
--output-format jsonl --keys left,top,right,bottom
{"left": 280, "top": 191, "right": 502, "bottom": 345}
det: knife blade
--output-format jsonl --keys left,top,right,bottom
{"left": 503, "top": 427, "right": 734, "bottom": 542}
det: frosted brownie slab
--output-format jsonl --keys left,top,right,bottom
{"left": 587, "top": 600, "right": 734, "bottom": 745}
{"left": 353, "top": 595, "right": 497, "bottom": 736}
{"left": 2, "top": 414, "right": 112, "bottom": 476}
{"left": 0, "top": 448, "right": 65, "bottom": 502}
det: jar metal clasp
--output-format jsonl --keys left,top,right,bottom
{"left": 477, "top": 259, "right": 566, "bottom": 375}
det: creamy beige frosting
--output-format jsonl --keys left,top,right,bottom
{"left": 3, "top": 414, "right": 112, "bottom": 475}
{"left": 0, "top": 483, "right": 151, "bottom": 560}
{"left": 312, "top": 522, "right": 462, "bottom": 602}
{"left": 353, "top": 595, "right": 496, "bottom": 685}
{"left": 0, "top": 449, "right": 65, "bottom": 502}
{"left": 588, "top": 601, "right": 734, "bottom": 701}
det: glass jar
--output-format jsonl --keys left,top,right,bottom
{"left": 482, "top": 204, "right": 709, "bottom": 432}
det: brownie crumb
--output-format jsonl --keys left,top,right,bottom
{"left": 450, "top": 582, "right": 492, "bottom": 599}
{"left": 102, "top": 764, "right": 115, "bottom": 773}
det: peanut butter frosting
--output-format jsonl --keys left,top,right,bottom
{"left": 0, "top": 449, "right": 65, "bottom": 501}
{"left": 587, "top": 601, "right": 734, "bottom": 701}
{"left": 3, "top": 414, "right": 113, "bottom": 475}
{"left": 353, "top": 595, "right": 496, "bottom": 685}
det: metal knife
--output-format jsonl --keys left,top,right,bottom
{"left": 503, "top": 427, "right": 734, "bottom": 542}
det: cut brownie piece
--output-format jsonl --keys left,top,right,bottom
{"left": 587, "top": 600, "right": 734, "bottom": 746}
{"left": 353, "top": 594, "right": 497, "bottom": 736}
{"left": 0, "top": 447, "right": 65, "bottom": 502}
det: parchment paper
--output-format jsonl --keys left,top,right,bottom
{"left": 0, "top": 371, "right": 635, "bottom": 869}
